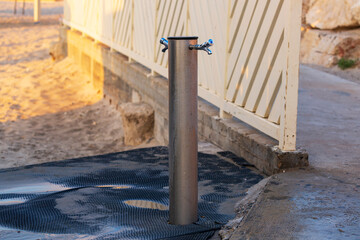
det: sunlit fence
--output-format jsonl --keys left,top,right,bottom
{"left": 63, "top": 0, "right": 302, "bottom": 151}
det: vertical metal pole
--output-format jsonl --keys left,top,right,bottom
{"left": 34, "top": 0, "right": 40, "bottom": 23}
{"left": 14, "top": 0, "right": 17, "bottom": 15}
{"left": 22, "top": 0, "right": 25, "bottom": 15}
{"left": 168, "top": 36, "right": 198, "bottom": 225}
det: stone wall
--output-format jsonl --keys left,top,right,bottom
{"left": 301, "top": 0, "right": 360, "bottom": 68}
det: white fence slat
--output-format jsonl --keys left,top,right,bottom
{"left": 225, "top": 0, "right": 258, "bottom": 101}
{"left": 228, "top": 0, "right": 248, "bottom": 53}
{"left": 267, "top": 84, "right": 283, "bottom": 124}
{"left": 100, "top": 1, "right": 113, "bottom": 42}
{"left": 133, "top": 0, "right": 155, "bottom": 61}
{"left": 231, "top": 1, "right": 269, "bottom": 106}
{"left": 245, "top": 1, "right": 285, "bottom": 113}
{"left": 254, "top": 42, "right": 285, "bottom": 117}
{"left": 235, "top": 0, "right": 280, "bottom": 107}
{"left": 113, "top": 0, "right": 132, "bottom": 48}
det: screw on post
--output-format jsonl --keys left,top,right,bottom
{"left": 160, "top": 36, "right": 213, "bottom": 226}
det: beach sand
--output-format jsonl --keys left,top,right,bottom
{"left": 0, "top": 1, "right": 158, "bottom": 169}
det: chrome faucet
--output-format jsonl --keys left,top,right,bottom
{"left": 189, "top": 39, "right": 214, "bottom": 55}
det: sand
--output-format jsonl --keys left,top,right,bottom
{"left": 0, "top": 1, "right": 158, "bottom": 169}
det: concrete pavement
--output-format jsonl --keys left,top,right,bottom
{"left": 227, "top": 65, "right": 360, "bottom": 239}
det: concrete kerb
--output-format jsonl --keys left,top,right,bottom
{"left": 219, "top": 177, "right": 271, "bottom": 240}
{"left": 60, "top": 26, "right": 308, "bottom": 175}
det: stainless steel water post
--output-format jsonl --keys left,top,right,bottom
{"left": 160, "top": 36, "right": 213, "bottom": 225}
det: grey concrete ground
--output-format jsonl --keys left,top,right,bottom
{"left": 228, "top": 66, "right": 360, "bottom": 239}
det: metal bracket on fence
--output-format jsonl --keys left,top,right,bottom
{"left": 160, "top": 36, "right": 213, "bottom": 225}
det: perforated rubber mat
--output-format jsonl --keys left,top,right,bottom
{"left": 0, "top": 147, "right": 263, "bottom": 239}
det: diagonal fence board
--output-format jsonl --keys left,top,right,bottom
{"left": 188, "top": 0, "right": 227, "bottom": 97}
{"left": 133, "top": 0, "right": 155, "bottom": 62}
{"left": 155, "top": 0, "right": 187, "bottom": 70}
{"left": 244, "top": 1, "right": 285, "bottom": 116}
{"left": 234, "top": 0, "right": 283, "bottom": 108}
{"left": 113, "top": 0, "right": 132, "bottom": 49}
{"left": 62, "top": 0, "right": 301, "bottom": 150}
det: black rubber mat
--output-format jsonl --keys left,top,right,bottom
{"left": 0, "top": 147, "right": 263, "bottom": 239}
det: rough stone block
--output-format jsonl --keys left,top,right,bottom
{"left": 119, "top": 103, "right": 154, "bottom": 146}
{"left": 306, "top": 0, "right": 360, "bottom": 30}
{"left": 301, "top": 28, "right": 360, "bottom": 67}
{"left": 49, "top": 40, "right": 67, "bottom": 61}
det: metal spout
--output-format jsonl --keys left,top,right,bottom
{"left": 160, "top": 38, "right": 168, "bottom": 52}
{"left": 203, "top": 48, "right": 212, "bottom": 55}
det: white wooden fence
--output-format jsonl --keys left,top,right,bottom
{"left": 63, "top": 0, "right": 302, "bottom": 151}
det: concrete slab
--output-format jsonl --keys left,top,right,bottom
{"left": 297, "top": 65, "right": 360, "bottom": 182}
{"left": 226, "top": 65, "right": 360, "bottom": 239}
{"left": 230, "top": 170, "right": 360, "bottom": 240}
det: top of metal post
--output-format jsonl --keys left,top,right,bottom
{"left": 167, "top": 36, "right": 198, "bottom": 40}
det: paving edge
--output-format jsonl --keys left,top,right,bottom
{"left": 219, "top": 177, "right": 271, "bottom": 240}
{"left": 59, "top": 25, "right": 309, "bottom": 175}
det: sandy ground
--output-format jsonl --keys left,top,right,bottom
{"left": 0, "top": 1, "right": 158, "bottom": 169}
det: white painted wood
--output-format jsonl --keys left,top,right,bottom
{"left": 226, "top": 0, "right": 257, "bottom": 100}
{"left": 230, "top": 1, "right": 268, "bottom": 105}
{"left": 254, "top": 42, "right": 285, "bottom": 118}
{"left": 268, "top": 80, "right": 283, "bottom": 124}
{"left": 279, "top": 0, "right": 302, "bottom": 151}
{"left": 34, "top": 0, "right": 40, "bottom": 22}
{"left": 188, "top": 0, "right": 227, "bottom": 96}
{"left": 223, "top": 102, "right": 280, "bottom": 140}
{"left": 245, "top": 1, "right": 285, "bottom": 113}
{"left": 63, "top": 0, "right": 301, "bottom": 150}
{"left": 235, "top": 0, "right": 280, "bottom": 106}
{"left": 133, "top": 0, "right": 155, "bottom": 62}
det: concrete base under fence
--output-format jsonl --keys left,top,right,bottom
{"left": 59, "top": 26, "right": 308, "bottom": 175}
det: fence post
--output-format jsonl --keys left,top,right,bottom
{"left": 279, "top": 0, "right": 302, "bottom": 151}
{"left": 34, "top": 0, "right": 40, "bottom": 23}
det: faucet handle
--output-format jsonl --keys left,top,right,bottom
{"left": 189, "top": 39, "right": 214, "bottom": 55}
{"left": 160, "top": 38, "right": 168, "bottom": 53}
{"left": 203, "top": 39, "right": 214, "bottom": 48}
